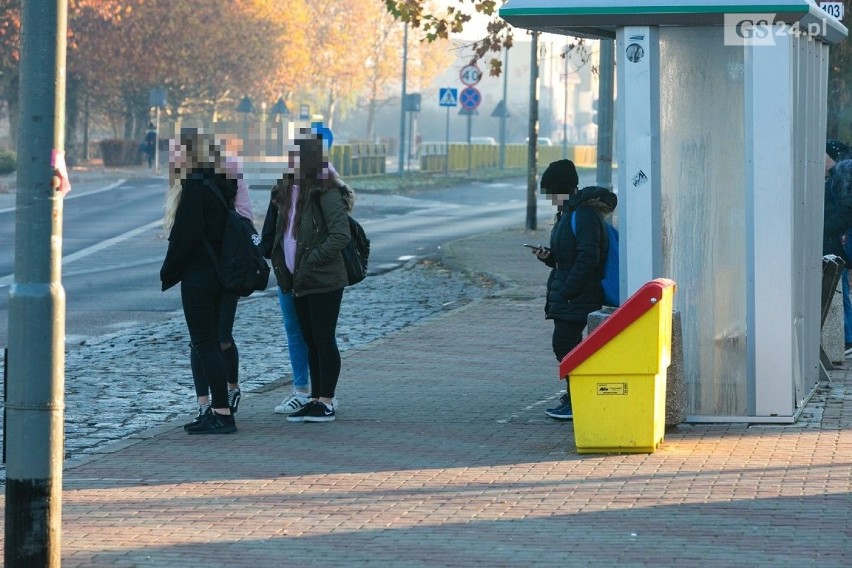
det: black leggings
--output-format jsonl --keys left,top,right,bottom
{"left": 293, "top": 289, "right": 344, "bottom": 399}
{"left": 181, "top": 268, "right": 229, "bottom": 409}
{"left": 190, "top": 291, "right": 239, "bottom": 397}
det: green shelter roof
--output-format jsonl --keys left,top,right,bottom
{"left": 499, "top": 0, "right": 847, "bottom": 43}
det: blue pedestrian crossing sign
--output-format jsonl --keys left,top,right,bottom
{"left": 439, "top": 88, "right": 458, "bottom": 107}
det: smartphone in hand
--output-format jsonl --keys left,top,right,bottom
{"left": 523, "top": 244, "right": 550, "bottom": 252}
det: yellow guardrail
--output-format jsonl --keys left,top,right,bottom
{"left": 419, "top": 143, "right": 597, "bottom": 172}
{"left": 329, "top": 143, "right": 387, "bottom": 177}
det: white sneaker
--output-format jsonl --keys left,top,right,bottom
{"left": 274, "top": 392, "right": 311, "bottom": 415}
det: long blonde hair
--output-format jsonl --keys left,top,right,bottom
{"left": 163, "top": 130, "right": 225, "bottom": 232}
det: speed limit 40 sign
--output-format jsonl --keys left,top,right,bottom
{"left": 460, "top": 65, "right": 482, "bottom": 87}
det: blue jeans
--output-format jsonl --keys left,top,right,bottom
{"left": 277, "top": 288, "right": 310, "bottom": 391}
{"left": 842, "top": 269, "right": 852, "bottom": 345}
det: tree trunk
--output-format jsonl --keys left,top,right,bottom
{"left": 82, "top": 91, "right": 90, "bottom": 161}
{"left": 325, "top": 90, "right": 336, "bottom": 130}
{"left": 365, "top": 97, "right": 377, "bottom": 142}
{"left": 65, "top": 75, "right": 80, "bottom": 167}
{"left": 4, "top": 75, "right": 19, "bottom": 150}
{"left": 123, "top": 103, "right": 135, "bottom": 140}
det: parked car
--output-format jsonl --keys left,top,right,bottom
{"left": 525, "top": 137, "right": 554, "bottom": 146}
{"left": 470, "top": 136, "right": 497, "bottom": 145}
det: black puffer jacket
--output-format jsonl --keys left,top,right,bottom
{"left": 541, "top": 186, "right": 617, "bottom": 322}
{"left": 160, "top": 167, "right": 237, "bottom": 291}
{"left": 824, "top": 159, "right": 852, "bottom": 264}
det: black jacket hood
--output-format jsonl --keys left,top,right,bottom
{"left": 565, "top": 186, "right": 617, "bottom": 216}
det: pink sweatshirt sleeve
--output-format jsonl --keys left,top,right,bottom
{"left": 225, "top": 155, "right": 253, "bottom": 220}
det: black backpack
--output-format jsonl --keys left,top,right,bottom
{"left": 339, "top": 186, "right": 370, "bottom": 286}
{"left": 203, "top": 180, "right": 271, "bottom": 297}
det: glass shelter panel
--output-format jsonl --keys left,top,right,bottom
{"left": 658, "top": 27, "right": 747, "bottom": 416}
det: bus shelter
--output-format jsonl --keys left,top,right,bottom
{"left": 500, "top": 0, "right": 847, "bottom": 422}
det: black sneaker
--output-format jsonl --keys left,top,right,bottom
{"left": 286, "top": 400, "right": 319, "bottom": 423}
{"left": 303, "top": 401, "right": 335, "bottom": 423}
{"left": 545, "top": 393, "right": 573, "bottom": 420}
{"left": 228, "top": 388, "right": 242, "bottom": 414}
{"left": 183, "top": 404, "right": 210, "bottom": 431}
{"left": 186, "top": 409, "right": 237, "bottom": 434}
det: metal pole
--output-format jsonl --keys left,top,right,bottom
{"left": 444, "top": 106, "right": 450, "bottom": 176}
{"left": 467, "top": 113, "right": 472, "bottom": 174}
{"left": 526, "top": 32, "right": 540, "bottom": 231}
{"left": 397, "top": 22, "right": 409, "bottom": 176}
{"left": 154, "top": 106, "right": 161, "bottom": 174}
{"left": 6, "top": 0, "right": 67, "bottom": 565}
{"left": 562, "top": 43, "right": 569, "bottom": 160}
{"left": 596, "top": 39, "right": 615, "bottom": 189}
{"left": 407, "top": 110, "right": 413, "bottom": 170}
{"left": 499, "top": 47, "right": 509, "bottom": 170}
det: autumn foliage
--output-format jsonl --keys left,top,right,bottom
{"left": 0, "top": 0, "right": 452, "bottom": 150}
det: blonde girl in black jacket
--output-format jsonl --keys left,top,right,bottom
{"left": 266, "top": 131, "right": 351, "bottom": 423}
{"left": 160, "top": 130, "right": 238, "bottom": 434}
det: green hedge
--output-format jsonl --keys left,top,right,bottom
{"left": 0, "top": 150, "right": 16, "bottom": 175}
{"left": 99, "top": 139, "right": 143, "bottom": 167}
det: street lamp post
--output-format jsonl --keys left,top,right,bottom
{"left": 270, "top": 97, "right": 290, "bottom": 156}
{"left": 236, "top": 95, "right": 255, "bottom": 157}
{"left": 526, "top": 32, "right": 540, "bottom": 231}
{"left": 6, "top": 0, "right": 68, "bottom": 564}
{"left": 398, "top": 21, "right": 409, "bottom": 176}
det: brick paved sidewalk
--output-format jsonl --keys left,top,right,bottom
{"left": 2, "top": 227, "right": 851, "bottom": 566}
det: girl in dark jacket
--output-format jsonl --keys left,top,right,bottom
{"left": 532, "top": 159, "right": 617, "bottom": 420}
{"left": 160, "top": 131, "right": 237, "bottom": 434}
{"left": 264, "top": 130, "right": 351, "bottom": 423}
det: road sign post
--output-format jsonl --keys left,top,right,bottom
{"left": 459, "top": 87, "right": 481, "bottom": 175}
{"left": 148, "top": 88, "right": 167, "bottom": 174}
{"left": 500, "top": 47, "right": 509, "bottom": 169}
{"left": 439, "top": 88, "right": 458, "bottom": 175}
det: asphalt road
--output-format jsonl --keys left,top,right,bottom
{"left": 0, "top": 174, "right": 565, "bottom": 349}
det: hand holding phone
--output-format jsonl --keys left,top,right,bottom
{"left": 523, "top": 243, "right": 550, "bottom": 252}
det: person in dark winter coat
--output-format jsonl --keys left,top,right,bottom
{"left": 160, "top": 130, "right": 238, "bottom": 435}
{"left": 143, "top": 122, "right": 157, "bottom": 168}
{"left": 261, "top": 129, "right": 351, "bottom": 423}
{"left": 824, "top": 140, "right": 852, "bottom": 351}
{"left": 532, "top": 159, "right": 617, "bottom": 420}
{"left": 261, "top": 131, "right": 349, "bottom": 418}
{"left": 168, "top": 129, "right": 253, "bottom": 429}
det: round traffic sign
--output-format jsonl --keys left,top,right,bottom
{"left": 459, "top": 87, "right": 482, "bottom": 110}
{"left": 460, "top": 65, "right": 482, "bottom": 86}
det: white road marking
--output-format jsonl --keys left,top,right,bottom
{"left": 0, "top": 218, "right": 163, "bottom": 287}
{"left": 0, "top": 179, "right": 128, "bottom": 214}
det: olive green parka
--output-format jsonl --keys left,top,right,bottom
{"left": 260, "top": 180, "right": 353, "bottom": 297}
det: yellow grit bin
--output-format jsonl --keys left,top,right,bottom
{"left": 560, "top": 279, "right": 676, "bottom": 454}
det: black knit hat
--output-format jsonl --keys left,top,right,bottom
{"left": 827, "top": 140, "right": 850, "bottom": 162}
{"left": 540, "top": 159, "right": 579, "bottom": 194}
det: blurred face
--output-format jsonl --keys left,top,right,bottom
{"left": 548, "top": 192, "right": 573, "bottom": 207}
